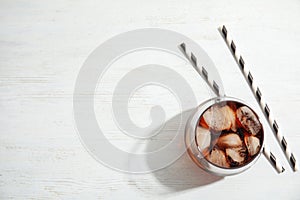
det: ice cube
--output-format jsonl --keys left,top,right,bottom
{"left": 226, "top": 146, "right": 247, "bottom": 165}
{"left": 244, "top": 135, "right": 261, "bottom": 156}
{"left": 206, "top": 148, "right": 229, "bottom": 168}
{"left": 196, "top": 126, "right": 211, "bottom": 151}
{"left": 236, "top": 106, "right": 262, "bottom": 135}
{"left": 217, "top": 133, "right": 242, "bottom": 148}
{"left": 203, "top": 105, "right": 236, "bottom": 132}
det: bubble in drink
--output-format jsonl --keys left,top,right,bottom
{"left": 196, "top": 101, "right": 263, "bottom": 168}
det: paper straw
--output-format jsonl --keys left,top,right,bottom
{"left": 219, "top": 25, "right": 298, "bottom": 172}
{"left": 179, "top": 42, "right": 223, "bottom": 97}
{"left": 178, "top": 42, "right": 284, "bottom": 173}
{"left": 263, "top": 146, "right": 285, "bottom": 173}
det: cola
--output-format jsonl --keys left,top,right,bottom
{"left": 196, "top": 101, "right": 263, "bottom": 168}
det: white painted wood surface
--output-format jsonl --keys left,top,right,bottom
{"left": 1, "top": 0, "right": 300, "bottom": 199}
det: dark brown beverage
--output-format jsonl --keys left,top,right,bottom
{"left": 196, "top": 101, "right": 264, "bottom": 168}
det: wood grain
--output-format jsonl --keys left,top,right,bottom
{"left": 1, "top": 0, "right": 300, "bottom": 199}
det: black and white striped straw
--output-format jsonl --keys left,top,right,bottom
{"left": 179, "top": 42, "right": 224, "bottom": 97}
{"left": 220, "top": 25, "right": 298, "bottom": 172}
{"left": 179, "top": 42, "right": 285, "bottom": 173}
{"left": 263, "top": 146, "right": 285, "bottom": 173}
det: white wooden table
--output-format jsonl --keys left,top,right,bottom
{"left": 1, "top": 0, "right": 300, "bottom": 199}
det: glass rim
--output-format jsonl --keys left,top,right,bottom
{"left": 187, "top": 96, "right": 265, "bottom": 175}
